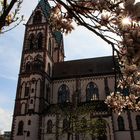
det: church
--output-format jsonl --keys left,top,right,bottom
{"left": 10, "top": 0, "right": 140, "bottom": 140}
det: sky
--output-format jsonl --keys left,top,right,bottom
{"left": 0, "top": 0, "right": 112, "bottom": 133}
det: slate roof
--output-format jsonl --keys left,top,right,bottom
{"left": 38, "top": 0, "right": 63, "bottom": 46}
{"left": 53, "top": 56, "right": 116, "bottom": 79}
{"left": 54, "top": 31, "right": 63, "bottom": 46}
{"left": 38, "top": 0, "right": 51, "bottom": 19}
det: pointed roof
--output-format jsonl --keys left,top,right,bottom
{"left": 38, "top": 0, "right": 51, "bottom": 19}
{"left": 27, "top": 0, "right": 63, "bottom": 46}
{"left": 54, "top": 31, "right": 63, "bottom": 46}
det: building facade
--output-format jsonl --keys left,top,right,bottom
{"left": 11, "top": 0, "right": 140, "bottom": 140}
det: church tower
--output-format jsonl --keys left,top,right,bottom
{"left": 11, "top": 1, "right": 64, "bottom": 140}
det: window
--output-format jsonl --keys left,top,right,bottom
{"left": 30, "top": 99, "right": 33, "bottom": 104}
{"left": 117, "top": 116, "right": 125, "bottom": 131}
{"left": 47, "top": 120, "right": 53, "bottom": 133}
{"left": 28, "top": 34, "right": 34, "bottom": 49}
{"left": 47, "top": 63, "right": 51, "bottom": 76}
{"left": 136, "top": 115, "right": 140, "bottom": 130}
{"left": 58, "top": 84, "right": 70, "bottom": 103}
{"left": 48, "top": 38, "right": 52, "bottom": 55}
{"left": 31, "top": 88, "right": 34, "bottom": 93}
{"left": 27, "top": 131, "right": 30, "bottom": 137}
{"left": 33, "top": 60, "right": 44, "bottom": 71}
{"left": 63, "top": 119, "right": 70, "bottom": 132}
{"left": 17, "top": 121, "right": 24, "bottom": 135}
{"left": 86, "top": 82, "right": 99, "bottom": 101}
{"left": 28, "top": 120, "right": 31, "bottom": 125}
{"left": 33, "top": 11, "right": 42, "bottom": 23}
{"left": 25, "top": 62, "right": 31, "bottom": 72}
{"left": 97, "top": 135, "right": 107, "bottom": 140}
{"left": 46, "top": 84, "right": 50, "bottom": 103}
{"left": 36, "top": 32, "right": 43, "bottom": 49}
{"left": 25, "top": 86, "right": 29, "bottom": 96}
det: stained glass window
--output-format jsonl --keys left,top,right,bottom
{"left": 58, "top": 84, "right": 70, "bottom": 103}
{"left": 118, "top": 116, "right": 125, "bottom": 131}
{"left": 86, "top": 82, "right": 99, "bottom": 101}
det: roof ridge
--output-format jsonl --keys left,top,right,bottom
{"left": 54, "top": 56, "right": 113, "bottom": 64}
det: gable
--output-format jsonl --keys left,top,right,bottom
{"left": 26, "top": 0, "right": 51, "bottom": 25}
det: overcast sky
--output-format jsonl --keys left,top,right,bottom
{"left": 0, "top": 0, "right": 112, "bottom": 133}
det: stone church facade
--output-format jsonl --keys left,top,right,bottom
{"left": 11, "top": 0, "right": 140, "bottom": 140}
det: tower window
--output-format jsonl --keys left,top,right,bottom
{"left": 28, "top": 34, "right": 35, "bottom": 49}
{"left": 25, "top": 62, "right": 31, "bottom": 72}
{"left": 86, "top": 82, "right": 99, "bottom": 101}
{"left": 117, "top": 116, "right": 125, "bottom": 131}
{"left": 58, "top": 84, "right": 70, "bottom": 103}
{"left": 48, "top": 38, "right": 52, "bottom": 55}
{"left": 46, "top": 84, "right": 50, "bottom": 103}
{"left": 17, "top": 121, "right": 24, "bottom": 135}
{"left": 136, "top": 115, "right": 140, "bottom": 130}
{"left": 33, "top": 11, "right": 42, "bottom": 23}
{"left": 36, "top": 32, "right": 43, "bottom": 49}
{"left": 47, "top": 120, "right": 53, "bottom": 133}
{"left": 25, "top": 86, "right": 29, "bottom": 97}
{"left": 47, "top": 63, "right": 51, "bottom": 76}
{"left": 33, "top": 60, "right": 44, "bottom": 71}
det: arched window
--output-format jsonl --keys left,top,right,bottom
{"left": 25, "top": 62, "right": 31, "bottom": 72}
{"left": 86, "top": 82, "right": 99, "bottom": 101}
{"left": 27, "top": 131, "right": 30, "bottom": 137}
{"left": 118, "top": 116, "right": 125, "bottom": 131}
{"left": 58, "top": 84, "right": 70, "bottom": 103}
{"left": 136, "top": 115, "right": 140, "bottom": 130}
{"left": 25, "top": 86, "right": 29, "bottom": 97}
{"left": 47, "top": 120, "right": 53, "bottom": 133}
{"left": 36, "top": 32, "right": 43, "bottom": 49}
{"left": 33, "top": 11, "right": 42, "bottom": 23}
{"left": 47, "top": 63, "right": 51, "bottom": 76}
{"left": 17, "top": 121, "right": 24, "bottom": 135}
{"left": 46, "top": 84, "right": 50, "bottom": 103}
{"left": 28, "top": 120, "right": 31, "bottom": 125}
{"left": 28, "top": 34, "right": 35, "bottom": 49}
{"left": 63, "top": 119, "right": 70, "bottom": 131}
{"left": 33, "top": 60, "right": 44, "bottom": 71}
{"left": 48, "top": 38, "right": 52, "bottom": 55}
{"left": 30, "top": 99, "right": 33, "bottom": 104}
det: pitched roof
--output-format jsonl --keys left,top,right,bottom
{"left": 38, "top": 0, "right": 51, "bottom": 19}
{"left": 38, "top": 0, "right": 63, "bottom": 46}
{"left": 53, "top": 31, "right": 63, "bottom": 46}
{"left": 53, "top": 56, "right": 116, "bottom": 79}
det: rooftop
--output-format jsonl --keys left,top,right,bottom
{"left": 53, "top": 56, "right": 116, "bottom": 79}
